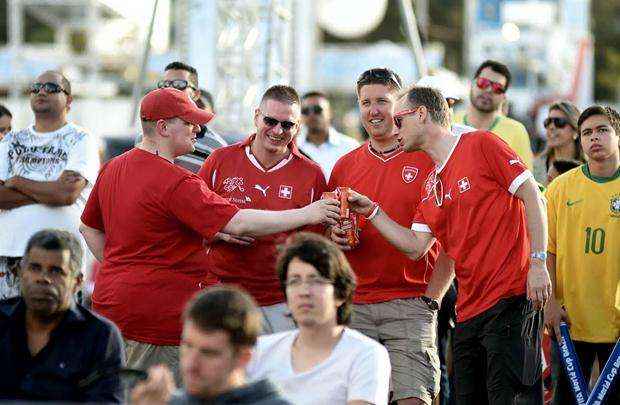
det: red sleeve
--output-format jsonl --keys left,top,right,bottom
{"left": 479, "top": 131, "right": 531, "bottom": 194}
{"left": 313, "top": 168, "right": 328, "bottom": 202}
{"left": 197, "top": 152, "right": 218, "bottom": 189}
{"left": 168, "top": 175, "right": 239, "bottom": 239}
{"left": 81, "top": 174, "right": 104, "bottom": 231}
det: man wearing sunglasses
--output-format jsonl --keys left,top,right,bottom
{"left": 160, "top": 61, "right": 227, "bottom": 162}
{"left": 0, "top": 71, "right": 100, "bottom": 300}
{"left": 348, "top": 86, "right": 551, "bottom": 404}
{"left": 80, "top": 87, "right": 340, "bottom": 379}
{"left": 297, "top": 91, "right": 359, "bottom": 180}
{"left": 453, "top": 60, "right": 534, "bottom": 170}
{"left": 328, "top": 68, "right": 455, "bottom": 405}
{"left": 198, "top": 85, "right": 329, "bottom": 335}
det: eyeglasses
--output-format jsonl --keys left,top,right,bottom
{"left": 393, "top": 107, "right": 421, "bottom": 129}
{"left": 544, "top": 117, "right": 572, "bottom": 129}
{"left": 30, "top": 82, "right": 69, "bottom": 95}
{"left": 475, "top": 77, "right": 506, "bottom": 94}
{"left": 357, "top": 68, "right": 402, "bottom": 89}
{"left": 259, "top": 110, "right": 296, "bottom": 131}
{"left": 285, "top": 276, "right": 333, "bottom": 290}
{"left": 157, "top": 79, "right": 196, "bottom": 91}
{"left": 301, "top": 105, "right": 323, "bottom": 116}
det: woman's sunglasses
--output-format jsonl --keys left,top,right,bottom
{"left": 544, "top": 117, "right": 572, "bottom": 129}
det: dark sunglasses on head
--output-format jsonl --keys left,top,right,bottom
{"left": 157, "top": 79, "right": 196, "bottom": 91}
{"left": 301, "top": 105, "right": 323, "bottom": 116}
{"left": 30, "top": 82, "right": 69, "bottom": 95}
{"left": 261, "top": 113, "right": 296, "bottom": 131}
{"left": 357, "top": 68, "right": 402, "bottom": 89}
{"left": 544, "top": 117, "right": 572, "bottom": 129}
{"left": 475, "top": 77, "right": 505, "bottom": 94}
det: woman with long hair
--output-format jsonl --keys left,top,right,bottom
{"left": 534, "top": 101, "right": 585, "bottom": 184}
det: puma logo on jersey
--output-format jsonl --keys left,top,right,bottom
{"left": 254, "top": 184, "right": 270, "bottom": 197}
{"left": 566, "top": 199, "right": 583, "bottom": 207}
{"left": 509, "top": 159, "right": 520, "bottom": 165}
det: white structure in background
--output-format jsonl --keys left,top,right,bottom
{"left": 465, "top": 0, "right": 593, "bottom": 116}
{"left": 181, "top": 0, "right": 294, "bottom": 137}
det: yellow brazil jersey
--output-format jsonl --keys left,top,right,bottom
{"left": 546, "top": 164, "right": 620, "bottom": 342}
{"left": 453, "top": 112, "right": 534, "bottom": 170}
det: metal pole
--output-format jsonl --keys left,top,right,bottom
{"left": 129, "top": 0, "right": 159, "bottom": 130}
{"left": 8, "top": 0, "right": 23, "bottom": 102}
{"left": 398, "top": 0, "right": 428, "bottom": 79}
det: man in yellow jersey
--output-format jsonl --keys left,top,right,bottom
{"left": 544, "top": 105, "right": 620, "bottom": 404}
{"left": 453, "top": 60, "right": 534, "bottom": 169}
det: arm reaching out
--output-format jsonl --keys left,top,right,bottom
{"left": 223, "top": 198, "right": 341, "bottom": 237}
{"left": 347, "top": 190, "right": 435, "bottom": 260}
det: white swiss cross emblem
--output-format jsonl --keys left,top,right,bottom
{"left": 402, "top": 166, "right": 419, "bottom": 184}
{"left": 458, "top": 177, "right": 470, "bottom": 193}
{"left": 279, "top": 185, "right": 293, "bottom": 199}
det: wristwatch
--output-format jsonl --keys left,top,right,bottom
{"left": 421, "top": 296, "right": 440, "bottom": 311}
{"left": 530, "top": 251, "right": 548, "bottom": 262}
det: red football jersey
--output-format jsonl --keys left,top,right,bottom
{"left": 412, "top": 131, "right": 531, "bottom": 322}
{"left": 198, "top": 135, "right": 327, "bottom": 306}
{"left": 328, "top": 143, "right": 439, "bottom": 304}
{"left": 81, "top": 148, "right": 239, "bottom": 345}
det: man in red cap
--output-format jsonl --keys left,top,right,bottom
{"left": 79, "top": 88, "right": 340, "bottom": 377}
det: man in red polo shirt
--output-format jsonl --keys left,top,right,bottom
{"left": 328, "top": 68, "right": 454, "bottom": 405}
{"left": 198, "top": 85, "right": 327, "bottom": 333}
{"left": 79, "top": 88, "right": 339, "bottom": 377}
{"left": 348, "top": 86, "right": 551, "bottom": 404}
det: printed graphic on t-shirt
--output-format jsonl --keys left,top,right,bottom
{"left": 4, "top": 126, "right": 88, "bottom": 181}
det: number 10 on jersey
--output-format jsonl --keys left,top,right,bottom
{"left": 584, "top": 227, "right": 605, "bottom": 254}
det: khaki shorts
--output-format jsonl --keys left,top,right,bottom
{"left": 124, "top": 338, "right": 180, "bottom": 385}
{"left": 259, "top": 302, "right": 296, "bottom": 335}
{"left": 351, "top": 298, "right": 440, "bottom": 404}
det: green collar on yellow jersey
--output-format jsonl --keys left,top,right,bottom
{"left": 463, "top": 114, "right": 501, "bottom": 132}
{"left": 582, "top": 163, "right": 620, "bottom": 183}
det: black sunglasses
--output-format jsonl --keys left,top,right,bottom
{"left": 301, "top": 105, "right": 323, "bottom": 116}
{"left": 356, "top": 68, "right": 402, "bottom": 89}
{"left": 260, "top": 111, "right": 296, "bottom": 131}
{"left": 544, "top": 117, "right": 572, "bottom": 129}
{"left": 157, "top": 79, "right": 196, "bottom": 91}
{"left": 30, "top": 82, "right": 69, "bottom": 95}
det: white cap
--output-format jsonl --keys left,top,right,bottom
{"left": 416, "top": 74, "right": 463, "bottom": 101}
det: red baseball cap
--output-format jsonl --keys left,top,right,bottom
{"left": 140, "top": 88, "right": 214, "bottom": 125}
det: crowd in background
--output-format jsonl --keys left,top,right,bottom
{"left": 0, "top": 57, "right": 618, "bottom": 405}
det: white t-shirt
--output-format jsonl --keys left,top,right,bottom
{"left": 0, "top": 123, "right": 100, "bottom": 257}
{"left": 247, "top": 327, "right": 391, "bottom": 405}
{"left": 451, "top": 122, "right": 476, "bottom": 137}
{"left": 297, "top": 127, "right": 359, "bottom": 181}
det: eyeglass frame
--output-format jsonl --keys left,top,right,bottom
{"left": 258, "top": 110, "right": 297, "bottom": 131}
{"left": 475, "top": 77, "right": 506, "bottom": 95}
{"left": 30, "top": 82, "right": 69, "bottom": 96}
{"left": 301, "top": 105, "right": 324, "bottom": 116}
{"left": 544, "top": 117, "right": 573, "bottom": 130}
{"left": 157, "top": 79, "right": 197, "bottom": 92}
{"left": 284, "top": 275, "right": 334, "bottom": 290}
{"left": 393, "top": 107, "right": 422, "bottom": 129}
